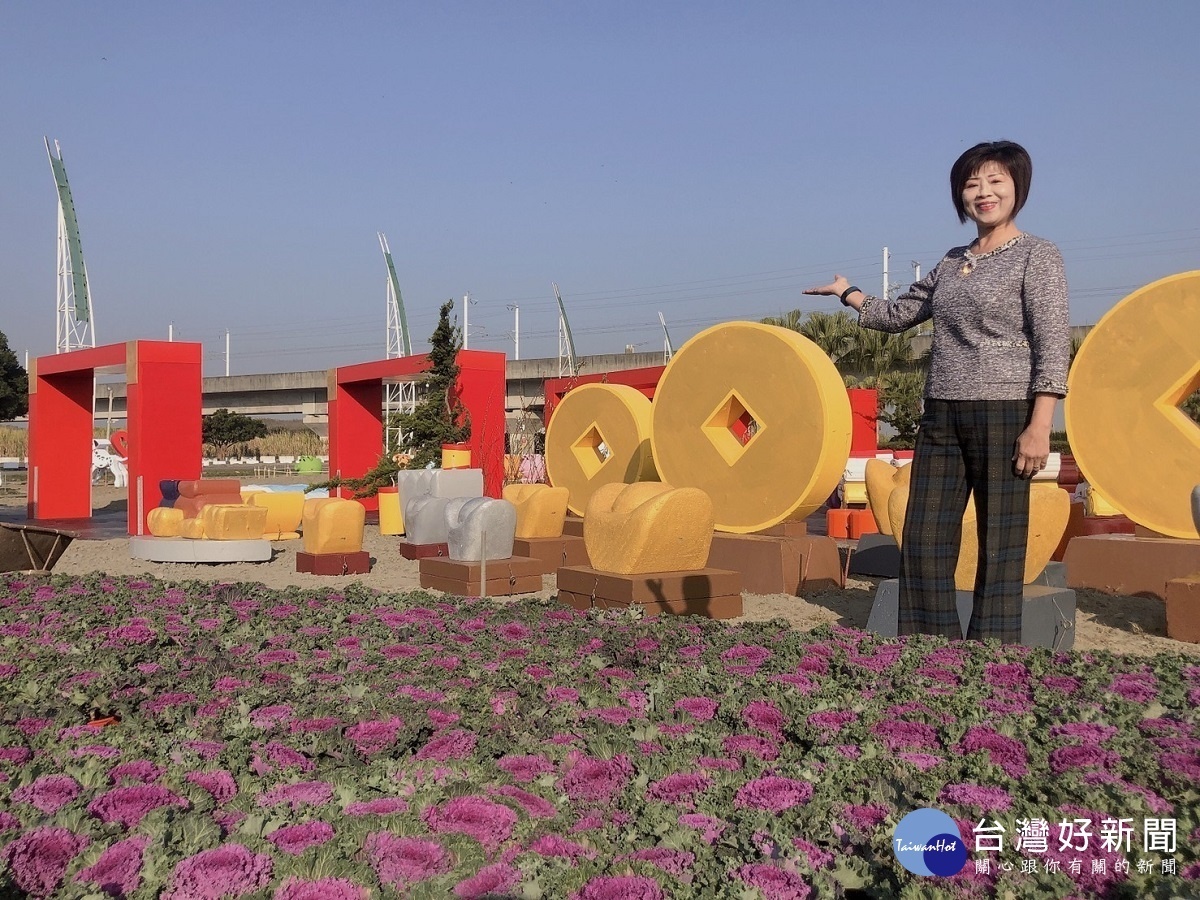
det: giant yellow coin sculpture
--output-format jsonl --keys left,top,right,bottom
{"left": 651, "top": 322, "right": 852, "bottom": 533}
{"left": 545, "top": 384, "right": 658, "bottom": 517}
{"left": 1065, "top": 271, "right": 1200, "bottom": 539}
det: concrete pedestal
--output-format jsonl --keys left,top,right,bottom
{"left": 130, "top": 536, "right": 271, "bottom": 563}
{"left": 1065, "top": 534, "right": 1200, "bottom": 601}
{"left": 848, "top": 533, "right": 901, "bottom": 578}
{"left": 865, "top": 578, "right": 1075, "bottom": 650}
{"left": 297, "top": 550, "right": 371, "bottom": 575}
{"left": 513, "top": 535, "right": 589, "bottom": 574}
{"left": 1166, "top": 576, "right": 1200, "bottom": 643}
{"left": 556, "top": 565, "right": 742, "bottom": 618}
{"left": 705, "top": 532, "right": 841, "bottom": 594}
{"left": 418, "top": 555, "right": 543, "bottom": 596}
{"left": 562, "top": 515, "right": 585, "bottom": 537}
{"left": 400, "top": 541, "right": 448, "bottom": 560}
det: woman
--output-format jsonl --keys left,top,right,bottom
{"left": 805, "top": 140, "right": 1070, "bottom": 643}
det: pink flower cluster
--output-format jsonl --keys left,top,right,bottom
{"left": 163, "top": 844, "right": 273, "bottom": 900}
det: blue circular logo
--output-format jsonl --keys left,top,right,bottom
{"left": 893, "top": 808, "right": 967, "bottom": 876}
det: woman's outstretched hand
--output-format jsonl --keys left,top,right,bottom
{"left": 804, "top": 275, "right": 851, "bottom": 298}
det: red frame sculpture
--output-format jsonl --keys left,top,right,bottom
{"left": 27, "top": 341, "right": 203, "bottom": 534}
{"left": 327, "top": 350, "right": 507, "bottom": 507}
{"left": 545, "top": 368, "right": 879, "bottom": 453}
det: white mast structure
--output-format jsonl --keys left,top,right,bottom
{"left": 379, "top": 233, "right": 415, "bottom": 452}
{"left": 45, "top": 138, "right": 96, "bottom": 353}
{"left": 658, "top": 311, "right": 674, "bottom": 363}
{"left": 553, "top": 282, "right": 579, "bottom": 377}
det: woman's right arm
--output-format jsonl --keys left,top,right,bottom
{"left": 804, "top": 264, "right": 939, "bottom": 333}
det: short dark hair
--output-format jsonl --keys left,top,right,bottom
{"left": 950, "top": 141, "right": 1033, "bottom": 224}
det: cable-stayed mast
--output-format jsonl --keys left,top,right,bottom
{"left": 379, "top": 233, "right": 415, "bottom": 452}
{"left": 45, "top": 137, "right": 96, "bottom": 352}
{"left": 553, "top": 282, "right": 579, "bottom": 376}
{"left": 658, "top": 311, "right": 674, "bottom": 363}
{"left": 379, "top": 233, "right": 412, "bottom": 358}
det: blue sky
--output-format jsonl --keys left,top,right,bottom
{"left": 2, "top": 2, "right": 1197, "bottom": 376}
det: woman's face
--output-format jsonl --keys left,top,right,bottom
{"left": 961, "top": 161, "right": 1016, "bottom": 229}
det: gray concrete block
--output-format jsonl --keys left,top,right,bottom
{"left": 848, "top": 533, "right": 901, "bottom": 578}
{"left": 130, "top": 536, "right": 272, "bottom": 563}
{"left": 1031, "top": 561, "right": 1067, "bottom": 588}
{"left": 866, "top": 579, "right": 1075, "bottom": 650}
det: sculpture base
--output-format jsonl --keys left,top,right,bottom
{"left": 756, "top": 520, "right": 807, "bottom": 537}
{"left": 1166, "top": 576, "right": 1200, "bottom": 643}
{"left": 705, "top": 532, "right": 841, "bottom": 594}
{"left": 556, "top": 565, "right": 742, "bottom": 619}
{"left": 400, "top": 541, "right": 448, "bottom": 560}
{"left": 297, "top": 550, "right": 371, "bottom": 575}
{"left": 513, "top": 535, "right": 589, "bottom": 574}
{"left": 562, "top": 516, "right": 585, "bottom": 537}
{"left": 419, "top": 555, "right": 543, "bottom": 596}
{"left": 865, "top": 579, "right": 1075, "bottom": 650}
{"left": 848, "top": 533, "right": 901, "bottom": 578}
{"left": 1052, "top": 502, "right": 1135, "bottom": 561}
{"left": 130, "top": 536, "right": 271, "bottom": 563}
{"left": 1065, "top": 534, "right": 1200, "bottom": 601}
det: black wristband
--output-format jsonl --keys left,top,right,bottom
{"left": 839, "top": 285, "right": 860, "bottom": 306}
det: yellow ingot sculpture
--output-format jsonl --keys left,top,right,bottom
{"left": 249, "top": 492, "right": 305, "bottom": 540}
{"left": 650, "top": 322, "right": 852, "bottom": 533}
{"left": 302, "top": 497, "right": 366, "bottom": 555}
{"left": 865, "top": 458, "right": 912, "bottom": 535}
{"left": 1065, "top": 271, "right": 1200, "bottom": 539}
{"left": 180, "top": 517, "right": 207, "bottom": 540}
{"left": 502, "top": 483, "right": 570, "bottom": 538}
{"left": 545, "top": 384, "right": 657, "bottom": 517}
{"left": 200, "top": 504, "right": 269, "bottom": 541}
{"left": 884, "top": 481, "right": 1070, "bottom": 591}
{"left": 147, "top": 507, "right": 185, "bottom": 537}
{"left": 583, "top": 482, "right": 715, "bottom": 575}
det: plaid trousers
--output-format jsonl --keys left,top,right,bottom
{"left": 898, "top": 399, "right": 1032, "bottom": 643}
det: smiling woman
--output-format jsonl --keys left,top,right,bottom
{"left": 805, "top": 141, "right": 1071, "bottom": 644}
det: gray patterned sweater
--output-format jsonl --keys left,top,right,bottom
{"left": 857, "top": 233, "right": 1070, "bottom": 400}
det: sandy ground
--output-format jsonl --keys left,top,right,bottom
{"left": 5, "top": 484, "right": 1197, "bottom": 659}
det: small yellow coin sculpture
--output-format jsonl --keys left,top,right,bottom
{"left": 1065, "top": 271, "right": 1200, "bottom": 539}
{"left": 650, "top": 322, "right": 852, "bottom": 533}
{"left": 545, "top": 384, "right": 658, "bottom": 517}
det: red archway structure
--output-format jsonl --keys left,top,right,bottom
{"left": 27, "top": 341, "right": 203, "bottom": 534}
{"left": 328, "top": 350, "right": 507, "bottom": 507}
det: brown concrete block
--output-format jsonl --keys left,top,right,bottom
{"left": 705, "top": 533, "right": 842, "bottom": 594}
{"left": 586, "top": 592, "right": 743, "bottom": 619}
{"left": 1165, "top": 576, "right": 1200, "bottom": 643}
{"left": 400, "top": 541, "right": 448, "bottom": 560}
{"left": 513, "top": 535, "right": 589, "bottom": 574}
{"left": 1065, "top": 534, "right": 1200, "bottom": 600}
{"left": 1134, "top": 524, "right": 1175, "bottom": 540}
{"left": 296, "top": 550, "right": 371, "bottom": 575}
{"left": 419, "top": 556, "right": 544, "bottom": 596}
{"left": 556, "top": 590, "right": 593, "bottom": 612}
{"left": 754, "top": 520, "right": 807, "bottom": 537}
{"left": 562, "top": 516, "right": 585, "bottom": 537}
{"left": 556, "top": 565, "right": 740, "bottom": 603}
{"left": 1052, "top": 502, "right": 1136, "bottom": 561}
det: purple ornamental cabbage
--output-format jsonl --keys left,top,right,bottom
{"left": 163, "top": 844, "right": 273, "bottom": 899}
{"left": 1, "top": 827, "right": 89, "bottom": 898}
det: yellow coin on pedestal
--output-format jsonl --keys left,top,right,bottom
{"left": 1065, "top": 271, "right": 1200, "bottom": 539}
{"left": 545, "top": 384, "right": 658, "bottom": 517}
{"left": 650, "top": 322, "right": 852, "bottom": 533}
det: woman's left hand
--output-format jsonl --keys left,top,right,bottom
{"left": 1013, "top": 424, "right": 1051, "bottom": 479}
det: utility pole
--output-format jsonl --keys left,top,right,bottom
{"left": 507, "top": 304, "right": 520, "bottom": 360}
{"left": 225, "top": 330, "right": 230, "bottom": 377}
{"left": 911, "top": 261, "right": 921, "bottom": 282}
{"left": 882, "top": 246, "right": 890, "bottom": 299}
